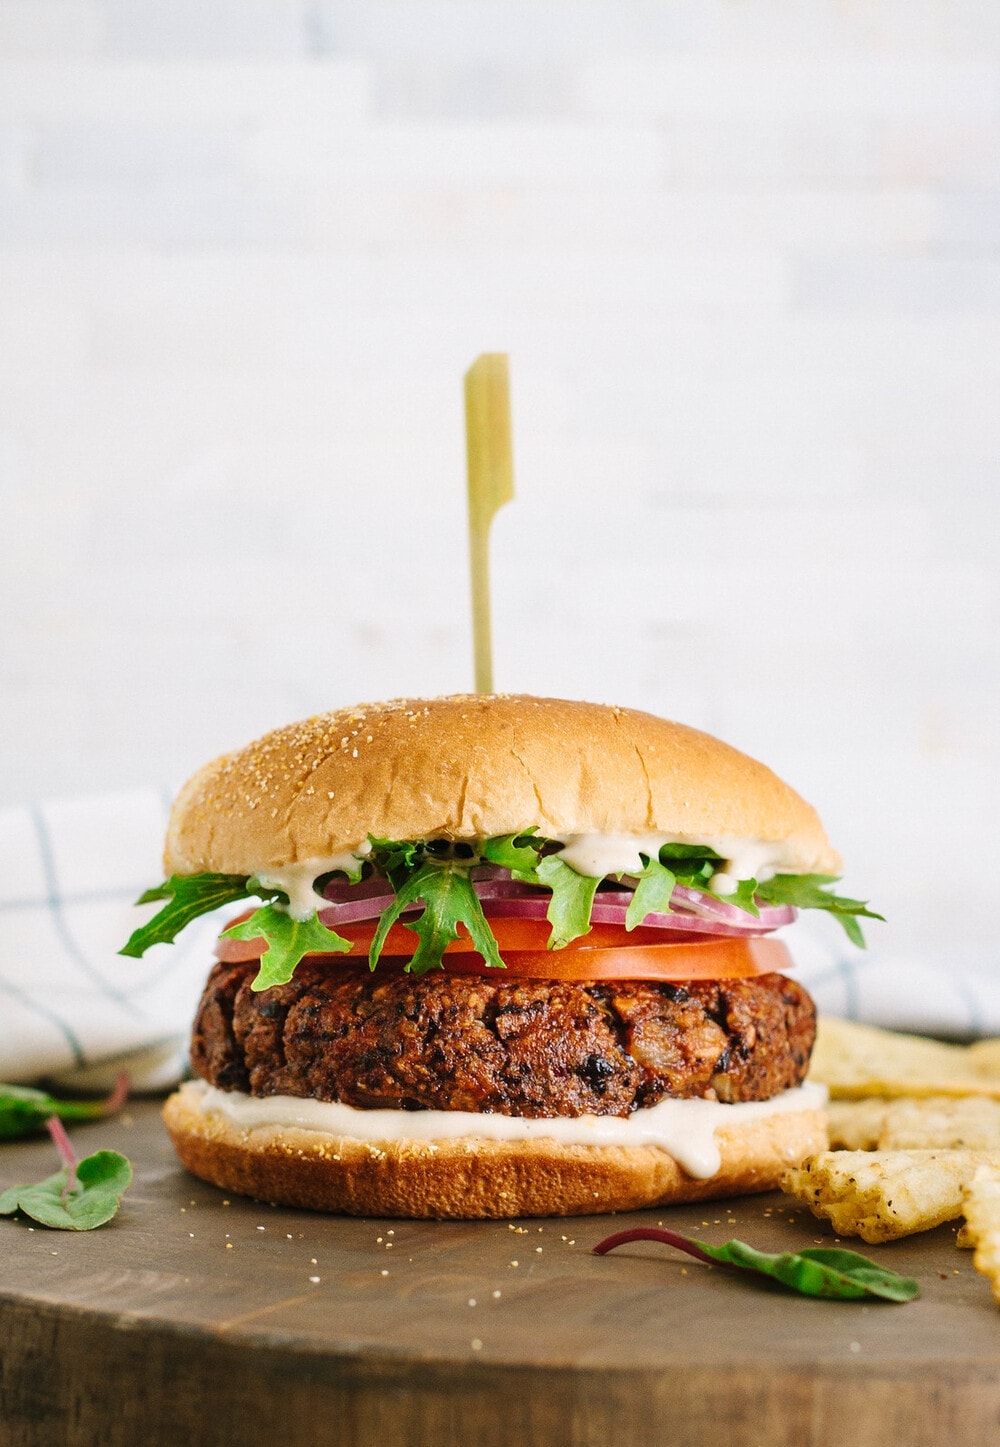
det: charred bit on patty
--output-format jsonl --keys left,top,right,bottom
{"left": 191, "top": 961, "right": 815, "bottom": 1119}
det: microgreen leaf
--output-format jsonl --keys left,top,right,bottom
{"left": 367, "top": 837, "right": 425, "bottom": 888}
{"left": 222, "top": 905, "right": 351, "bottom": 991}
{"left": 755, "top": 874, "right": 884, "bottom": 947}
{"left": 312, "top": 857, "right": 366, "bottom": 887}
{"left": 482, "top": 831, "right": 542, "bottom": 872}
{"left": 0, "top": 1151, "right": 132, "bottom": 1230}
{"left": 119, "top": 873, "right": 256, "bottom": 957}
{"left": 658, "top": 843, "right": 723, "bottom": 868}
{"left": 0, "top": 1118, "right": 132, "bottom": 1231}
{"left": 712, "top": 876, "right": 760, "bottom": 918}
{"left": 669, "top": 858, "right": 717, "bottom": 890}
{"left": 369, "top": 861, "right": 504, "bottom": 976}
{"left": 625, "top": 856, "right": 677, "bottom": 929}
{"left": 593, "top": 1228, "right": 919, "bottom": 1302}
{"left": 514, "top": 854, "right": 599, "bottom": 950}
{"left": 0, "top": 1074, "right": 129, "bottom": 1142}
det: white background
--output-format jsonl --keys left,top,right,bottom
{"left": 1, "top": 1, "right": 998, "bottom": 972}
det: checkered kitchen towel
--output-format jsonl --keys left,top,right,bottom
{"left": 0, "top": 790, "right": 224, "bottom": 1091}
{"left": 4, "top": 789, "right": 1000, "bottom": 1091}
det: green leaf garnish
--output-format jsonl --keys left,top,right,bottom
{"left": 713, "top": 876, "right": 760, "bottom": 917}
{"left": 367, "top": 836, "right": 426, "bottom": 882}
{"left": 314, "top": 858, "right": 367, "bottom": 886}
{"left": 0, "top": 1151, "right": 133, "bottom": 1231}
{"left": 515, "top": 854, "right": 599, "bottom": 950}
{"left": 625, "top": 856, "right": 676, "bottom": 929}
{"left": 668, "top": 859, "right": 716, "bottom": 890}
{"left": 222, "top": 905, "right": 352, "bottom": 991}
{"left": 369, "top": 861, "right": 504, "bottom": 976}
{"left": 658, "top": 843, "right": 723, "bottom": 866}
{"left": 755, "top": 874, "right": 884, "bottom": 947}
{"left": 119, "top": 872, "right": 257, "bottom": 957}
{"left": 0, "top": 1075, "right": 128, "bottom": 1142}
{"left": 482, "top": 830, "right": 542, "bottom": 872}
{"left": 120, "top": 843, "right": 882, "bottom": 990}
{"left": 1, "top": 1117, "right": 132, "bottom": 1232}
{"left": 593, "top": 1228, "right": 919, "bottom": 1302}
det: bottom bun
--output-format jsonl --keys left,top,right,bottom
{"left": 163, "top": 1084, "right": 827, "bottom": 1218}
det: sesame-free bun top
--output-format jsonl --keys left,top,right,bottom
{"left": 165, "top": 694, "right": 840, "bottom": 877}
{"left": 162, "top": 694, "right": 839, "bottom": 873}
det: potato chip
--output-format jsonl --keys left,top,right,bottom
{"left": 966, "top": 1039, "right": 1000, "bottom": 1076}
{"left": 808, "top": 1017, "right": 1000, "bottom": 1100}
{"left": 876, "top": 1095, "right": 1000, "bottom": 1151}
{"left": 961, "top": 1164, "right": 1000, "bottom": 1302}
{"left": 826, "top": 1095, "right": 1000, "bottom": 1152}
{"left": 825, "top": 1098, "right": 892, "bottom": 1151}
{"left": 781, "top": 1149, "right": 1000, "bottom": 1243}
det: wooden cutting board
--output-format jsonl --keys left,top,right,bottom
{"left": 2, "top": 1101, "right": 999, "bottom": 1447}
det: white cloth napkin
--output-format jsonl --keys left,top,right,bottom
{"left": 0, "top": 790, "right": 226, "bottom": 1091}
{"left": 791, "top": 920, "right": 1000, "bottom": 1044}
{"left": 3, "top": 789, "right": 999, "bottom": 1092}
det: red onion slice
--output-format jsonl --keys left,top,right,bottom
{"left": 480, "top": 898, "right": 791, "bottom": 936}
{"left": 669, "top": 883, "right": 779, "bottom": 926}
{"left": 313, "top": 870, "right": 794, "bottom": 936}
{"left": 321, "top": 875, "right": 396, "bottom": 904}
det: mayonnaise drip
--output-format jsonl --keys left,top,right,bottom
{"left": 185, "top": 1079, "right": 827, "bottom": 1180}
{"left": 552, "top": 833, "right": 796, "bottom": 884}
{"left": 252, "top": 834, "right": 798, "bottom": 922}
{"left": 256, "top": 844, "right": 371, "bottom": 922}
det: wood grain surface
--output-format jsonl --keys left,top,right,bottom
{"left": 2, "top": 1102, "right": 1000, "bottom": 1447}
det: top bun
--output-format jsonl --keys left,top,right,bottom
{"left": 165, "top": 695, "right": 840, "bottom": 878}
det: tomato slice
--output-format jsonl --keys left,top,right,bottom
{"left": 215, "top": 911, "right": 791, "bottom": 981}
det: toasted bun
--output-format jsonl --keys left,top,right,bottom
{"left": 163, "top": 1084, "right": 827, "bottom": 1219}
{"left": 165, "top": 694, "right": 839, "bottom": 876}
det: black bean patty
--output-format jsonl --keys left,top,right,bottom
{"left": 191, "top": 961, "right": 816, "bottom": 1118}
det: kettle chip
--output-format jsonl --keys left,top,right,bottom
{"left": 960, "top": 1165, "right": 1000, "bottom": 1302}
{"left": 781, "top": 1149, "right": 1000, "bottom": 1244}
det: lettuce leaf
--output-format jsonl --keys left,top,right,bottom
{"left": 712, "top": 876, "right": 760, "bottom": 918}
{"left": 481, "top": 830, "right": 541, "bottom": 871}
{"left": 368, "top": 860, "right": 504, "bottom": 976}
{"left": 625, "top": 856, "right": 677, "bottom": 929}
{"left": 514, "top": 854, "right": 599, "bottom": 949}
{"left": 119, "top": 872, "right": 257, "bottom": 957}
{"left": 120, "top": 837, "right": 883, "bottom": 988}
{"left": 755, "top": 874, "right": 883, "bottom": 948}
{"left": 657, "top": 843, "right": 722, "bottom": 866}
{"left": 367, "top": 837, "right": 424, "bottom": 885}
{"left": 222, "top": 904, "right": 351, "bottom": 990}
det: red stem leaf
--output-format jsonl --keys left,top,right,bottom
{"left": 592, "top": 1227, "right": 716, "bottom": 1266}
{"left": 101, "top": 1072, "right": 130, "bottom": 1115}
{"left": 45, "top": 1115, "right": 78, "bottom": 1200}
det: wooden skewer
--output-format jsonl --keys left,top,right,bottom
{"left": 464, "top": 354, "right": 514, "bottom": 694}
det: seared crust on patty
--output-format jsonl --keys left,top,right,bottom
{"left": 191, "top": 962, "right": 816, "bottom": 1116}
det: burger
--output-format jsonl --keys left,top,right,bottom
{"left": 122, "top": 694, "right": 879, "bottom": 1218}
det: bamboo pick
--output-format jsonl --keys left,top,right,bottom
{"left": 464, "top": 354, "right": 514, "bottom": 694}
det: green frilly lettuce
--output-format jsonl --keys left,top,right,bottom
{"left": 121, "top": 835, "right": 881, "bottom": 988}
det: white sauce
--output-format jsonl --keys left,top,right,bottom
{"left": 554, "top": 833, "right": 793, "bottom": 884}
{"left": 554, "top": 833, "right": 680, "bottom": 879}
{"left": 185, "top": 1079, "right": 827, "bottom": 1180}
{"left": 253, "top": 834, "right": 795, "bottom": 922}
{"left": 256, "top": 844, "right": 371, "bottom": 922}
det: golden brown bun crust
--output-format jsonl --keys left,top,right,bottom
{"left": 162, "top": 1085, "right": 828, "bottom": 1219}
{"left": 165, "top": 694, "right": 839, "bottom": 876}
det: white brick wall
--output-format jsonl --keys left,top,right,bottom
{"left": 2, "top": 1, "right": 999, "bottom": 967}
